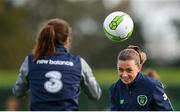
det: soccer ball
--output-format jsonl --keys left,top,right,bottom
{"left": 103, "top": 11, "right": 134, "bottom": 42}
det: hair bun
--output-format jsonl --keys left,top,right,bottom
{"left": 140, "top": 52, "right": 147, "bottom": 65}
{"left": 127, "top": 45, "right": 141, "bottom": 52}
{"left": 127, "top": 45, "right": 147, "bottom": 65}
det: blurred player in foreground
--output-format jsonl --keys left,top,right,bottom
{"left": 13, "top": 18, "right": 101, "bottom": 111}
{"left": 110, "top": 45, "right": 173, "bottom": 111}
{"left": 5, "top": 96, "right": 20, "bottom": 111}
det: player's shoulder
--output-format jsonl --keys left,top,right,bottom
{"left": 79, "top": 57, "right": 91, "bottom": 67}
{"left": 67, "top": 53, "right": 81, "bottom": 61}
{"left": 141, "top": 73, "right": 161, "bottom": 88}
{"left": 26, "top": 53, "right": 34, "bottom": 61}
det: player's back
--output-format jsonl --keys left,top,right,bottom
{"left": 28, "top": 47, "right": 81, "bottom": 110}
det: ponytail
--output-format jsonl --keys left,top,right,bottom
{"left": 32, "top": 18, "right": 71, "bottom": 61}
{"left": 32, "top": 25, "right": 56, "bottom": 61}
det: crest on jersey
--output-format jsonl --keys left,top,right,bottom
{"left": 137, "top": 95, "right": 147, "bottom": 106}
{"left": 120, "top": 99, "right": 124, "bottom": 104}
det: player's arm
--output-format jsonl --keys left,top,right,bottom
{"left": 152, "top": 81, "right": 173, "bottom": 111}
{"left": 110, "top": 84, "right": 120, "bottom": 111}
{"left": 80, "top": 58, "right": 102, "bottom": 100}
{"left": 12, "top": 56, "right": 29, "bottom": 97}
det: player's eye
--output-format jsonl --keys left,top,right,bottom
{"left": 126, "top": 68, "right": 133, "bottom": 73}
{"left": 118, "top": 68, "right": 124, "bottom": 72}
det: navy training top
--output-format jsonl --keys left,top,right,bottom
{"left": 13, "top": 44, "right": 101, "bottom": 111}
{"left": 110, "top": 72, "right": 173, "bottom": 111}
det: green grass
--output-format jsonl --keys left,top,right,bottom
{"left": 0, "top": 70, "right": 18, "bottom": 88}
{"left": 0, "top": 67, "right": 180, "bottom": 87}
{"left": 94, "top": 69, "right": 118, "bottom": 85}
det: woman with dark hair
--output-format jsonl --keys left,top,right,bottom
{"left": 110, "top": 45, "right": 173, "bottom": 111}
{"left": 13, "top": 18, "right": 101, "bottom": 111}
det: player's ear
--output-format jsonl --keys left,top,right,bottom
{"left": 137, "top": 64, "right": 142, "bottom": 72}
{"left": 134, "top": 61, "right": 141, "bottom": 72}
{"left": 64, "top": 38, "right": 71, "bottom": 49}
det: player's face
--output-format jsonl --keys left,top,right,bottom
{"left": 117, "top": 60, "right": 140, "bottom": 84}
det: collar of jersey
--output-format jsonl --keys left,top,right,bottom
{"left": 56, "top": 44, "right": 67, "bottom": 53}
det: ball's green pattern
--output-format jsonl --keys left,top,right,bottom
{"left": 103, "top": 12, "right": 133, "bottom": 42}
{"left": 103, "top": 27, "right": 133, "bottom": 42}
{"left": 103, "top": 27, "right": 127, "bottom": 42}
{"left": 109, "top": 15, "right": 123, "bottom": 30}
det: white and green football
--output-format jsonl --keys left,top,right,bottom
{"left": 103, "top": 11, "right": 134, "bottom": 42}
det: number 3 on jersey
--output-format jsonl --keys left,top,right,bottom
{"left": 44, "top": 71, "right": 63, "bottom": 93}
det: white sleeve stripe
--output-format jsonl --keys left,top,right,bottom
{"left": 13, "top": 56, "right": 29, "bottom": 97}
{"left": 80, "top": 58, "right": 102, "bottom": 100}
